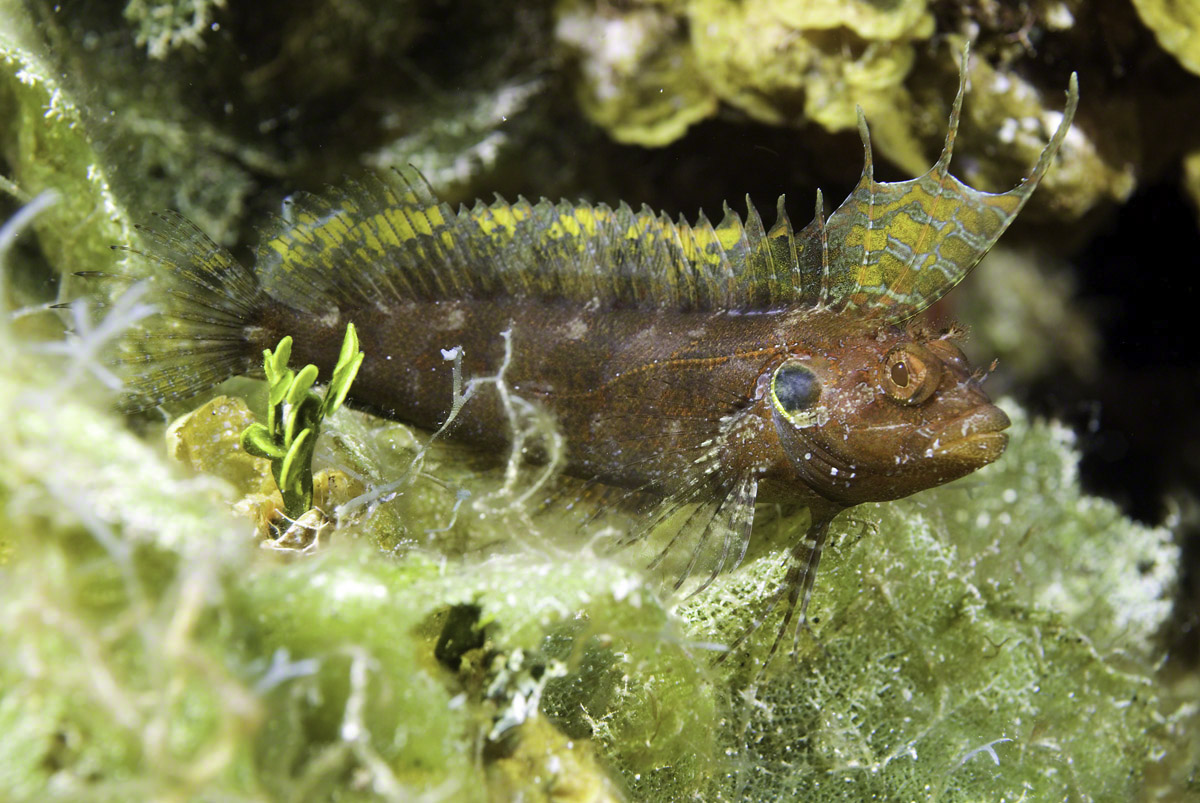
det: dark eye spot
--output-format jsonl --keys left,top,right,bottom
{"left": 773, "top": 362, "right": 821, "bottom": 413}
{"left": 890, "top": 360, "right": 909, "bottom": 388}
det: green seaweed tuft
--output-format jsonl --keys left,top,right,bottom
{"left": 241, "top": 324, "right": 365, "bottom": 519}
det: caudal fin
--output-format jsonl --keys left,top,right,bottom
{"left": 90, "top": 211, "right": 266, "bottom": 412}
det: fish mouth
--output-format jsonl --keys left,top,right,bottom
{"left": 927, "top": 405, "right": 1011, "bottom": 466}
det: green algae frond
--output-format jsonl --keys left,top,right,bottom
{"left": 240, "top": 325, "right": 365, "bottom": 519}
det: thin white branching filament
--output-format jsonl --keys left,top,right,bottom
{"left": 337, "top": 326, "right": 566, "bottom": 528}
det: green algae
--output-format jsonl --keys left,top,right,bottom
{"left": 679, "top": 402, "right": 1179, "bottom": 800}
{"left": 1132, "top": 0, "right": 1200, "bottom": 76}
{"left": 1, "top": 288, "right": 1187, "bottom": 799}
{"left": 0, "top": 1, "right": 1197, "bottom": 799}
{"left": 0, "top": 2, "right": 132, "bottom": 301}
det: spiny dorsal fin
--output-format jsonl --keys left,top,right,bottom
{"left": 791, "top": 189, "right": 829, "bottom": 309}
{"left": 819, "top": 48, "right": 1080, "bottom": 322}
{"left": 252, "top": 50, "right": 1076, "bottom": 319}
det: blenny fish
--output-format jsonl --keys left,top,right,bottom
{"left": 105, "top": 55, "right": 1078, "bottom": 659}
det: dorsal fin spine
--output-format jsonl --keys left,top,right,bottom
{"left": 813, "top": 189, "right": 830, "bottom": 309}
{"left": 816, "top": 49, "right": 1079, "bottom": 322}
{"left": 741, "top": 195, "right": 772, "bottom": 308}
{"left": 769, "top": 195, "right": 798, "bottom": 307}
{"left": 934, "top": 44, "right": 969, "bottom": 175}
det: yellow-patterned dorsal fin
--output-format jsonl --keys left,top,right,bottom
{"left": 819, "top": 48, "right": 1080, "bottom": 322}
{"left": 252, "top": 50, "right": 1076, "bottom": 321}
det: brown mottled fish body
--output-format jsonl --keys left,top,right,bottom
{"left": 267, "top": 298, "right": 1001, "bottom": 510}
{"left": 268, "top": 298, "right": 790, "bottom": 493}
{"left": 108, "top": 53, "right": 1078, "bottom": 661}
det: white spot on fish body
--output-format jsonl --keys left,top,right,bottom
{"left": 436, "top": 304, "right": 467, "bottom": 331}
{"left": 563, "top": 315, "right": 588, "bottom": 340}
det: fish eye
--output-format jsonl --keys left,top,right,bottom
{"left": 771, "top": 360, "right": 823, "bottom": 426}
{"left": 883, "top": 344, "right": 941, "bottom": 405}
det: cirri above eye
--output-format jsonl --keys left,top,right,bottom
{"left": 882, "top": 343, "right": 942, "bottom": 406}
{"left": 771, "top": 360, "right": 823, "bottom": 426}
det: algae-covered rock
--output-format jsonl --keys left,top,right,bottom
{"left": 232, "top": 547, "right": 719, "bottom": 800}
{"left": 1132, "top": 0, "right": 1200, "bottom": 76}
{"left": 556, "top": 0, "right": 934, "bottom": 156}
{"left": 953, "top": 53, "right": 1135, "bottom": 217}
{"left": 688, "top": 0, "right": 931, "bottom": 135}
{"left": 1, "top": 0, "right": 551, "bottom": 261}
{"left": 0, "top": 293, "right": 720, "bottom": 799}
{"left": 0, "top": 4, "right": 132, "bottom": 300}
{"left": 678, "top": 401, "right": 1179, "bottom": 800}
{"left": 556, "top": 2, "right": 718, "bottom": 147}
{"left": 953, "top": 244, "right": 1100, "bottom": 385}
{"left": 552, "top": 0, "right": 1134, "bottom": 222}
{"left": 0, "top": 0, "right": 261, "bottom": 278}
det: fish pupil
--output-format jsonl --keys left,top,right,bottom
{"left": 891, "top": 361, "right": 910, "bottom": 388}
{"left": 774, "top": 363, "right": 821, "bottom": 413}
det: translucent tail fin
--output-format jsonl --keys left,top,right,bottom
{"left": 85, "top": 211, "right": 266, "bottom": 412}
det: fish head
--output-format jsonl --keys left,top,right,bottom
{"left": 765, "top": 324, "right": 1009, "bottom": 506}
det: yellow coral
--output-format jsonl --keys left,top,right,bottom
{"left": 556, "top": 2, "right": 718, "bottom": 146}
{"left": 768, "top": 0, "right": 933, "bottom": 41}
{"left": 1132, "top": 0, "right": 1200, "bottom": 75}
{"left": 556, "top": 0, "right": 932, "bottom": 147}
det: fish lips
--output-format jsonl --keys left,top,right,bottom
{"left": 923, "top": 404, "right": 1012, "bottom": 468}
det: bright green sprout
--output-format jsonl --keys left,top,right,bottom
{"left": 240, "top": 323, "right": 365, "bottom": 519}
